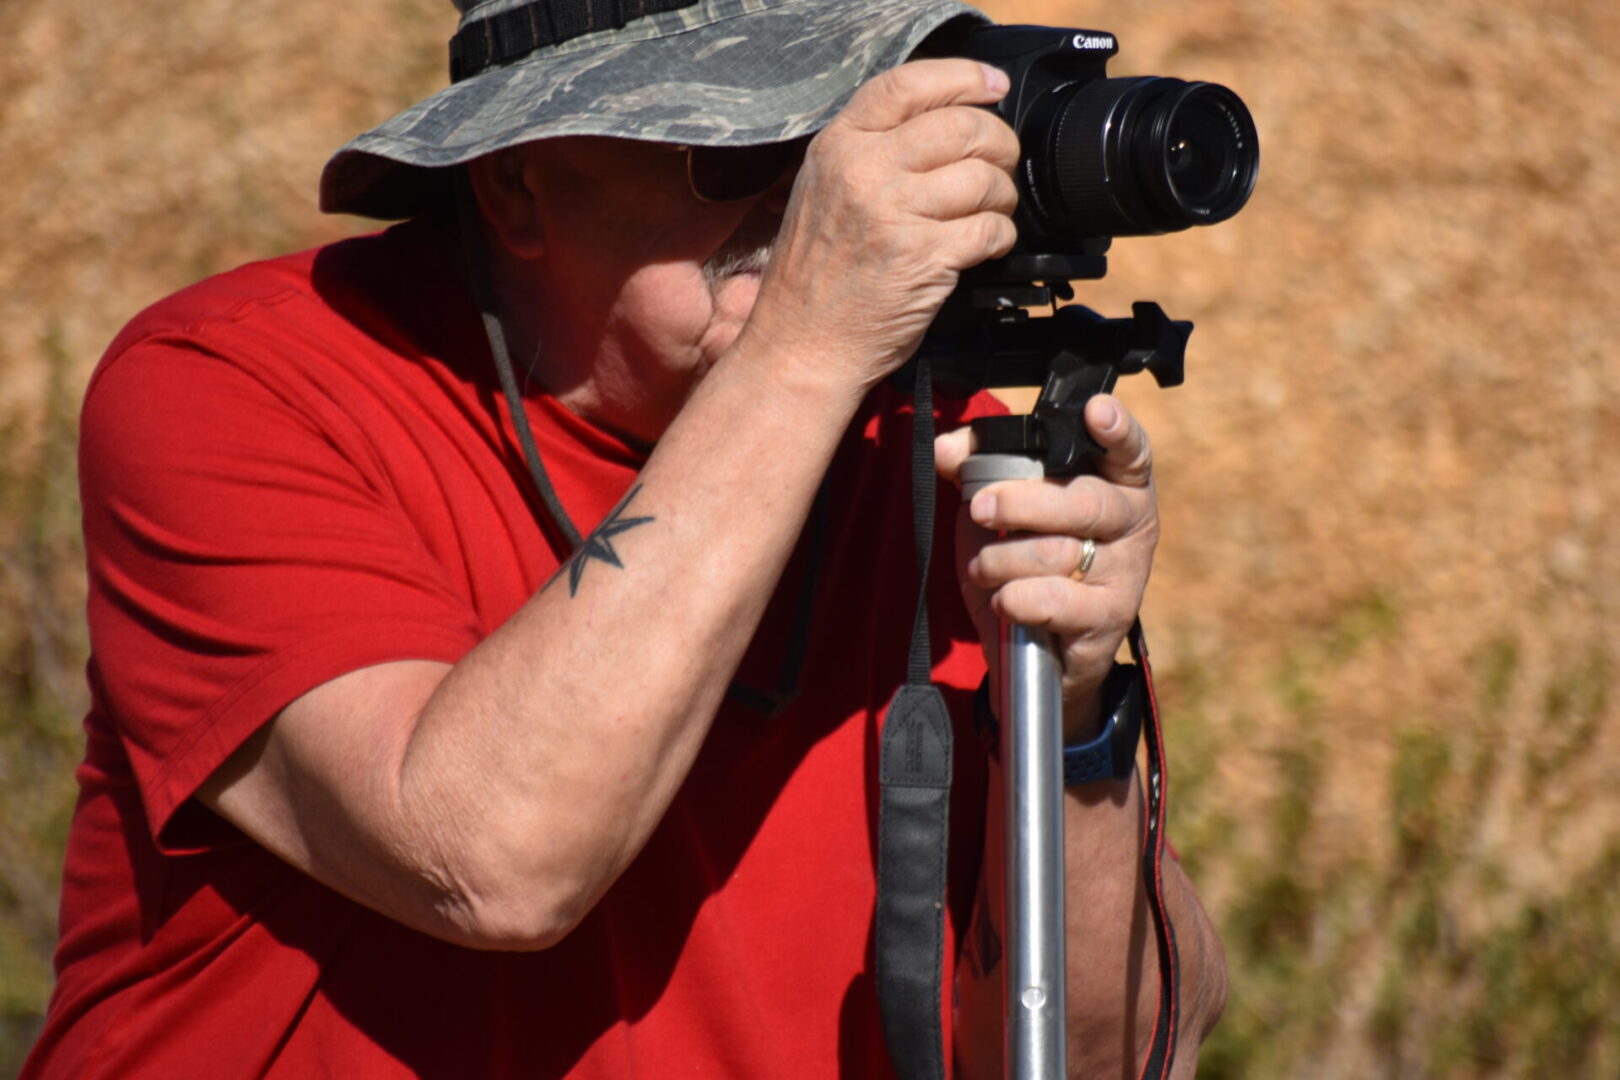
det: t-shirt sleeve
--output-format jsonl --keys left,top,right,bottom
{"left": 80, "top": 337, "right": 483, "bottom": 852}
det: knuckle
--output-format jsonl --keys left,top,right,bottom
{"left": 965, "top": 160, "right": 1016, "bottom": 215}
{"left": 1056, "top": 484, "right": 1103, "bottom": 536}
{"left": 804, "top": 127, "right": 838, "bottom": 163}
{"left": 993, "top": 123, "right": 1022, "bottom": 168}
{"left": 1034, "top": 534, "right": 1081, "bottom": 574}
{"left": 975, "top": 212, "right": 1012, "bottom": 256}
{"left": 974, "top": 112, "right": 1021, "bottom": 165}
{"left": 932, "top": 105, "right": 981, "bottom": 148}
{"left": 987, "top": 166, "right": 1019, "bottom": 213}
{"left": 956, "top": 110, "right": 1020, "bottom": 171}
{"left": 967, "top": 550, "right": 999, "bottom": 589}
{"left": 1037, "top": 575, "right": 1073, "bottom": 618}
{"left": 870, "top": 63, "right": 914, "bottom": 97}
{"left": 1009, "top": 575, "right": 1061, "bottom": 615}
{"left": 988, "top": 214, "right": 1018, "bottom": 257}
{"left": 1129, "top": 438, "right": 1155, "bottom": 476}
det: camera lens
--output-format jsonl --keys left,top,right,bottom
{"left": 1027, "top": 76, "right": 1258, "bottom": 239}
{"left": 1164, "top": 97, "right": 1234, "bottom": 207}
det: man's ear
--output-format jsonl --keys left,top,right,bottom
{"left": 467, "top": 148, "right": 546, "bottom": 260}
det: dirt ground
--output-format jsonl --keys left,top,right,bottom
{"left": 2, "top": 0, "right": 1616, "bottom": 1074}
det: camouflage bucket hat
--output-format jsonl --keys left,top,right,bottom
{"left": 320, "top": 0, "right": 987, "bottom": 220}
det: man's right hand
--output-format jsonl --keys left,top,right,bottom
{"left": 739, "top": 58, "right": 1022, "bottom": 393}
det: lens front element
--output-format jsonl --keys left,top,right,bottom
{"left": 1147, "top": 83, "right": 1255, "bottom": 223}
{"left": 1165, "top": 93, "right": 1239, "bottom": 210}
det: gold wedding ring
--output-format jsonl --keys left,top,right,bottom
{"left": 1071, "top": 537, "right": 1098, "bottom": 582}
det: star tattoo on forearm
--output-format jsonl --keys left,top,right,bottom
{"left": 548, "top": 483, "right": 656, "bottom": 597}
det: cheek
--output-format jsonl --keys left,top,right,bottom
{"left": 617, "top": 261, "right": 764, "bottom": 362}
{"left": 616, "top": 265, "right": 719, "bottom": 346}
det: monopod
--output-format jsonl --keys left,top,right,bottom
{"left": 930, "top": 286, "right": 1189, "bottom": 1079}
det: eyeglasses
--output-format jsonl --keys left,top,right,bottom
{"left": 682, "top": 137, "right": 811, "bottom": 203}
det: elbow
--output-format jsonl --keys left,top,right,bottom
{"left": 455, "top": 896, "right": 586, "bottom": 952}
{"left": 422, "top": 842, "right": 611, "bottom": 952}
{"left": 395, "top": 782, "right": 616, "bottom": 951}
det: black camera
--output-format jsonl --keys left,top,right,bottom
{"left": 911, "top": 25, "right": 1259, "bottom": 469}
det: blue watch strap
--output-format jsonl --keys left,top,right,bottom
{"left": 1063, "top": 661, "right": 1144, "bottom": 785}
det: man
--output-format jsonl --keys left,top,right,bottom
{"left": 26, "top": 0, "right": 1224, "bottom": 1076}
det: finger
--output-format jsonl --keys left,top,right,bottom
{"left": 890, "top": 104, "right": 1021, "bottom": 174}
{"left": 967, "top": 533, "right": 1095, "bottom": 590}
{"left": 1086, "top": 394, "right": 1154, "bottom": 489}
{"left": 902, "top": 158, "right": 1019, "bottom": 222}
{"left": 838, "top": 59, "right": 1009, "bottom": 134}
{"left": 933, "top": 210, "right": 1019, "bottom": 272}
{"left": 934, "top": 426, "right": 977, "bottom": 485}
{"left": 988, "top": 575, "right": 1135, "bottom": 641}
{"left": 968, "top": 476, "right": 1149, "bottom": 543}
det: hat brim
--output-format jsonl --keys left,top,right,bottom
{"left": 321, "top": 0, "right": 987, "bottom": 219}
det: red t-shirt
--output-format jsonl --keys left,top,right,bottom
{"left": 26, "top": 218, "right": 996, "bottom": 1078}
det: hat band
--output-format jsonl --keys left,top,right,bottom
{"left": 449, "top": 0, "right": 703, "bottom": 82}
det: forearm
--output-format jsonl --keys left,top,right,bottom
{"left": 400, "top": 336, "right": 867, "bottom": 939}
{"left": 208, "top": 335, "right": 869, "bottom": 949}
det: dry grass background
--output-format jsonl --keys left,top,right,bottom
{"left": 1, "top": 0, "right": 1616, "bottom": 1075}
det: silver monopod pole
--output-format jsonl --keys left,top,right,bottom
{"left": 961, "top": 452, "right": 1067, "bottom": 1080}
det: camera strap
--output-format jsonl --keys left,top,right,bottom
{"left": 875, "top": 354, "right": 955, "bottom": 1080}
{"left": 1130, "top": 618, "right": 1182, "bottom": 1080}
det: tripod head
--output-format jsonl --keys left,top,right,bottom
{"left": 903, "top": 256, "right": 1191, "bottom": 478}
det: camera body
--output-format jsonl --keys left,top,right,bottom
{"left": 954, "top": 23, "right": 1259, "bottom": 281}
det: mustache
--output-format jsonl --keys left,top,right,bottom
{"left": 702, "top": 243, "right": 774, "bottom": 287}
{"left": 702, "top": 233, "right": 776, "bottom": 290}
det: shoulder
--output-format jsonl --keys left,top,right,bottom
{"left": 81, "top": 219, "right": 474, "bottom": 455}
{"left": 89, "top": 219, "right": 456, "bottom": 401}
{"left": 102, "top": 245, "right": 323, "bottom": 362}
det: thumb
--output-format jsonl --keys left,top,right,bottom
{"left": 933, "top": 425, "right": 977, "bottom": 486}
{"left": 1087, "top": 395, "right": 1154, "bottom": 489}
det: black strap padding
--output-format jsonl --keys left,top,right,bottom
{"left": 875, "top": 354, "right": 953, "bottom": 1080}
{"left": 876, "top": 683, "right": 955, "bottom": 1080}
{"left": 450, "top": 0, "right": 702, "bottom": 81}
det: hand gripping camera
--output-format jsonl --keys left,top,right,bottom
{"left": 914, "top": 24, "right": 1260, "bottom": 472}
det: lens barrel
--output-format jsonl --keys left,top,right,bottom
{"left": 1025, "top": 76, "right": 1259, "bottom": 238}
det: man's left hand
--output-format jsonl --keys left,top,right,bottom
{"left": 935, "top": 393, "right": 1158, "bottom": 741}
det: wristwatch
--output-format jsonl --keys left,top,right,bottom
{"left": 1062, "top": 661, "right": 1144, "bottom": 785}
{"left": 972, "top": 661, "right": 1145, "bottom": 785}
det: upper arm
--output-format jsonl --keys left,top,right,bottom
{"left": 196, "top": 658, "right": 487, "bottom": 943}
{"left": 82, "top": 339, "right": 479, "bottom": 853}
